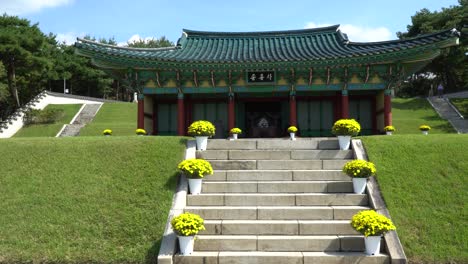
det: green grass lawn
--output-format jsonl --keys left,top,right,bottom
{"left": 449, "top": 98, "right": 468, "bottom": 117}
{"left": 391, "top": 98, "right": 455, "bottom": 134}
{"left": 14, "top": 104, "right": 82, "bottom": 137}
{"left": 362, "top": 135, "right": 468, "bottom": 263}
{"left": 0, "top": 136, "right": 186, "bottom": 263}
{"left": 80, "top": 103, "right": 137, "bottom": 136}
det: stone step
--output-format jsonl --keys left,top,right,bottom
{"left": 184, "top": 206, "right": 369, "bottom": 220}
{"left": 209, "top": 160, "right": 351, "bottom": 170}
{"left": 201, "top": 220, "right": 359, "bottom": 235}
{"left": 199, "top": 181, "right": 353, "bottom": 193}
{"left": 205, "top": 170, "right": 350, "bottom": 182}
{"left": 206, "top": 138, "right": 340, "bottom": 150}
{"left": 193, "top": 235, "right": 365, "bottom": 252}
{"left": 187, "top": 193, "right": 368, "bottom": 206}
{"left": 174, "top": 251, "right": 390, "bottom": 264}
{"left": 197, "top": 150, "right": 353, "bottom": 160}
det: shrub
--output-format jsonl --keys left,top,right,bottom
{"left": 102, "top": 129, "right": 112, "bottom": 135}
{"left": 23, "top": 108, "right": 64, "bottom": 125}
{"left": 343, "top": 159, "right": 376, "bottom": 178}
{"left": 178, "top": 159, "right": 213, "bottom": 179}
{"left": 136, "top": 128, "right": 146, "bottom": 135}
{"left": 287, "top": 126, "right": 298, "bottom": 133}
{"left": 384, "top": 126, "right": 395, "bottom": 132}
{"left": 187, "top": 120, "right": 215, "bottom": 137}
{"left": 419, "top": 125, "right": 431, "bottom": 131}
{"left": 171, "top": 212, "right": 205, "bottom": 236}
{"left": 351, "top": 210, "right": 396, "bottom": 237}
{"left": 332, "top": 119, "right": 361, "bottom": 136}
{"left": 229, "top": 128, "right": 242, "bottom": 134}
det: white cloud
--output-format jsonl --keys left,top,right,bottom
{"left": 305, "top": 22, "right": 392, "bottom": 42}
{"left": 56, "top": 32, "right": 85, "bottom": 45}
{"left": 0, "top": 0, "right": 74, "bottom": 15}
{"left": 119, "top": 34, "right": 158, "bottom": 46}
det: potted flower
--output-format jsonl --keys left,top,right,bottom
{"left": 136, "top": 128, "right": 146, "bottom": 136}
{"left": 171, "top": 212, "right": 206, "bottom": 255}
{"left": 384, "top": 126, "right": 395, "bottom": 135}
{"left": 419, "top": 125, "right": 431, "bottom": 135}
{"left": 188, "top": 120, "right": 216, "bottom": 150}
{"left": 229, "top": 127, "right": 242, "bottom": 140}
{"left": 287, "top": 126, "right": 298, "bottom": 140}
{"left": 178, "top": 158, "right": 213, "bottom": 194}
{"left": 102, "top": 129, "right": 112, "bottom": 136}
{"left": 331, "top": 119, "right": 360, "bottom": 150}
{"left": 351, "top": 210, "right": 396, "bottom": 255}
{"left": 342, "top": 159, "right": 376, "bottom": 194}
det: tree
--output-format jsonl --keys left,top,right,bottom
{"left": 127, "top": 36, "right": 174, "bottom": 48}
{"left": 396, "top": 0, "right": 467, "bottom": 96}
{"left": 0, "top": 14, "right": 50, "bottom": 107}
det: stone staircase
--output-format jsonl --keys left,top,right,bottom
{"left": 58, "top": 104, "right": 101, "bottom": 137}
{"left": 174, "top": 138, "right": 390, "bottom": 264}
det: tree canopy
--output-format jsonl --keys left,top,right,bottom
{"left": 396, "top": 0, "right": 467, "bottom": 96}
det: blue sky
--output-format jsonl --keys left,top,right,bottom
{"left": 1, "top": 0, "right": 460, "bottom": 45}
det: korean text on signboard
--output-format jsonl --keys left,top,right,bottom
{"left": 247, "top": 71, "right": 275, "bottom": 84}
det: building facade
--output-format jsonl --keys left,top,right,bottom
{"left": 75, "top": 25, "right": 459, "bottom": 137}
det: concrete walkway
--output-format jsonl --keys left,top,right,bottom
{"left": 428, "top": 92, "right": 468, "bottom": 134}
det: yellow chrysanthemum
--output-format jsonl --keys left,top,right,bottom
{"left": 178, "top": 159, "right": 214, "bottom": 179}
{"left": 351, "top": 210, "right": 396, "bottom": 237}
{"left": 171, "top": 212, "right": 205, "bottom": 236}
{"left": 343, "top": 160, "right": 376, "bottom": 178}
{"left": 332, "top": 119, "right": 361, "bottom": 136}
{"left": 188, "top": 120, "right": 216, "bottom": 137}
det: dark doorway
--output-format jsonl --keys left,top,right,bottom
{"left": 245, "top": 102, "right": 282, "bottom": 137}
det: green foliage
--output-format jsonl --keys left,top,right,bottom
{"left": 126, "top": 36, "right": 174, "bottom": 48}
{"left": 450, "top": 98, "right": 468, "bottom": 116}
{"left": 351, "top": 210, "right": 396, "bottom": 237}
{"left": 397, "top": 1, "right": 468, "bottom": 94}
{"left": 363, "top": 135, "right": 468, "bottom": 262}
{"left": 178, "top": 159, "right": 214, "bottom": 179}
{"left": 0, "top": 136, "right": 186, "bottom": 263}
{"left": 187, "top": 120, "right": 216, "bottom": 137}
{"left": 23, "top": 108, "right": 64, "bottom": 125}
{"left": 171, "top": 213, "right": 205, "bottom": 236}
{"left": 342, "top": 160, "right": 376, "bottom": 178}
{"left": 14, "top": 104, "right": 82, "bottom": 137}
{"left": 331, "top": 119, "right": 361, "bottom": 136}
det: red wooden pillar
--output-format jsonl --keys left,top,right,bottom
{"left": 228, "top": 94, "right": 235, "bottom": 130}
{"left": 289, "top": 94, "right": 297, "bottom": 126}
{"left": 341, "top": 90, "right": 349, "bottom": 119}
{"left": 177, "top": 93, "right": 185, "bottom": 136}
{"left": 384, "top": 90, "right": 392, "bottom": 126}
{"left": 137, "top": 94, "right": 144, "bottom": 129}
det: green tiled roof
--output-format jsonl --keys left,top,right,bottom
{"left": 75, "top": 25, "right": 459, "bottom": 66}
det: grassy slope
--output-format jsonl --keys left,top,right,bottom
{"left": 392, "top": 98, "right": 455, "bottom": 134}
{"left": 0, "top": 136, "right": 186, "bottom": 263}
{"left": 14, "top": 104, "right": 82, "bottom": 137}
{"left": 362, "top": 135, "right": 468, "bottom": 263}
{"left": 449, "top": 98, "right": 468, "bottom": 117}
{"left": 80, "top": 103, "right": 137, "bottom": 136}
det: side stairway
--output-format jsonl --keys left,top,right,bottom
{"left": 175, "top": 138, "right": 390, "bottom": 264}
{"left": 58, "top": 104, "right": 101, "bottom": 137}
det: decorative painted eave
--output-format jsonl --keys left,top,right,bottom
{"left": 75, "top": 25, "right": 459, "bottom": 69}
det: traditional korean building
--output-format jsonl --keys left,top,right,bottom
{"left": 75, "top": 25, "right": 459, "bottom": 137}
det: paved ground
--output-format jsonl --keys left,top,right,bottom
{"left": 428, "top": 91, "right": 468, "bottom": 133}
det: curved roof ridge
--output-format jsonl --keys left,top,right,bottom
{"left": 76, "top": 38, "right": 179, "bottom": 51}
{"left": 182, "top": 25, "right": 340, "bottom": 37}
{"left": 347, "top": 28, "right": 459, "bottom": 46}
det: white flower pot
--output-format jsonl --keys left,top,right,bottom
{"left": 352, "top": 178, "right": 367, "bottom": 194}
{"left": 290, "top": 132, "right": 296, "bottom": 140}
{"left": 365, "top": 235, "right": 382, "bottom": 255}
{"left": 232, "top": 133, "right": 238, "bottom": 140}
{"left": 337, "top": 135, "right": 351, "bottom": 150}
{"left": 195, "top": 136, "right": 208, "bottom": 150}
{"left": 178, "top": 235, "right": 195, "bottom": 255}
{"left": 386, "top": 131, "right": 392, "bottom": 135}
{"left": 188, "top": 178, "right": 203, "bottom": 195}
{"left": 422, "top": 131, "right": 428, "bottom": 135}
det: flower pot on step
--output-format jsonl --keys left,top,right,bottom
{"left": 187, "top": 178, "right": 202, "bottom": 195}
{"left": 178, "top": 235, "right": 195, "bottom": 255}
{"left": 195, "top": 136, "right": 208, "bottom": 150}
{"left": 352, "top": 178, "right": 367, "bottom": 194}
{"left": 364, "top": 235, "right": 381, "bottom": 255}
{"left": 337, "top": 135, "right": 351, "bottom": 150}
